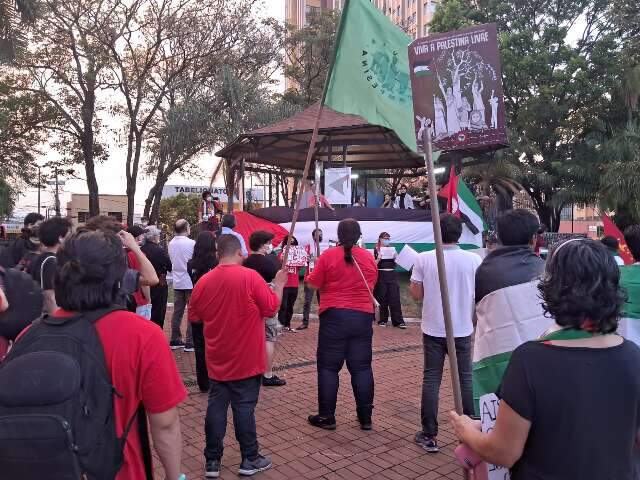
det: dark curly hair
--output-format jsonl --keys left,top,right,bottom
{"left": 55, "top": 230, "right": 127, "bottom": 312}
{"left": 538, "top": 238, "right": 625, "bottom": 334}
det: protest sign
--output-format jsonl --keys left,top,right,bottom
{"left": 379, "top": 247, "right": 397, "bottom": 259}
{"left": 285, "top": 246, "right": 309, "bottom": 267}
{"left": 408, "top": 23, "right": 508, "bottom": 152}
{"left": 479, "top": 393, "right": 510, "bottom": 480}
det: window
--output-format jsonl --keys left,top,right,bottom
{"left": 304, "top": 5, "right": 320, "bottom": 25}
{"left": 560, "top": 205, "right": 573, "bottom": 221}
{"left": 108, "top": 212, "right": 123, "bottom": 222}
{"left": 77, "top": 211, "right": 89, "bottom": 224}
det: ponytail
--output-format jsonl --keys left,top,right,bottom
{"left": 344, "top": 243, "right": 354, "bottom": 264}
{"left": 337, "top": 218, "right": 361, "bottom": 265}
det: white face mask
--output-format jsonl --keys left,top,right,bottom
{"left": 265, "top": 244, "right": 273, "bottom": 254}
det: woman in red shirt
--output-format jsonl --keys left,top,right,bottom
{"left": 278, "top": 236, "right": 301, "bottom": 331}
{"left": 306, "top": 219, "right": 378, "bottom": 430}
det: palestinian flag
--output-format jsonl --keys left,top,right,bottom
{"left": 620, "top": 265, "right": 640, "bottom": 346}
{"left": 438, "top": 170, "right": 485, "bottom": 235}
{"left": 413, "top": 60, "right": 433, "bottom": 77}
{"left": 233, "top": 206, "right": 483, "bottom": 271}
{"left": 602, "top": 213, "right": 635, "bottom": 265}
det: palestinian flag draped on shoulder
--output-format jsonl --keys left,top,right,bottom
{"left": 324, "top": 0, "right": 417, "bottom": 152}
{"left": 620, "top": 265, "right": 640, "bottom": 346}
{"left": 437, "top": 169, "right": 484, "bottom": 245}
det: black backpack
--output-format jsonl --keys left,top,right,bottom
{"left": 0, "top": 308, "right": 138, "bottom": 479}
{"left": 0, "top": 267, "right": 43, "bottom": 341}
{"left": 16, "top": 250, "right": 39, "bottom": 274}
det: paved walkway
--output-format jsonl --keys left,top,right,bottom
{"left": 159, "top": 316, "right": 462, "bottom": 480}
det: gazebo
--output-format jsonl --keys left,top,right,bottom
{"left": 215, "top": 102, "right": 493, "bottom": 208}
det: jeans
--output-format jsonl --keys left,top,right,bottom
{"left": 149, "top": 284, "right": 168, "bottom": 329}
{"left": 135, "top": 303, "right": 152, "bottom": 320}
{"left": 302, "top": 285, "right": 320, "bottom": 325}
{"left": 191, "top": 322, "right": 209, "bottom": 392}
{"left": 421, "top": 334, "right": 474, "bottom": 437}
{"left": 373, "top": 270, "right": 403, "bottom": 326}
{"left": 278, "top": 286, "right": 298, "bottom": 328}
{"left": 204, "top": 376, "right": 261, "bottom": 462}
{"left": 171, "top": 289, "right": 193, "bottom": 344}
{"left": 317, "top": 308, "right": 375, "bottom": 417}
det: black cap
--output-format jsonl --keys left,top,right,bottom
{"left": 127, "top": 225, "right": 146, "bottom": 238}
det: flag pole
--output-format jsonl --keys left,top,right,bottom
{"left": 281, "top": 0, "right": 352, "bottom": 267}
{"left": 422, "top": 127, "right": 465, "bottom": 415}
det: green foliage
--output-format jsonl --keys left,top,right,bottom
{"left": 430, "top": 0, "right": 624, "bottom": 231}
{"left": 158, "top": 194, "right": 202, "bottom": 232}
{"left": 283, "top": 9, "right": 339, "bottom": 107}
{"left": 0, "top": 176, "right": 16, "bottom": 219}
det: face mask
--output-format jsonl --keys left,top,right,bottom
{"left": 382, "top": 239, "right": 391, "bottom": 246}
{"left": 265, "top": 244, "right": 273, "bottom": 254}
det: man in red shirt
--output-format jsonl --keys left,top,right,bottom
{"left": 189, "top": 234, "right": 287, "bottom": 478}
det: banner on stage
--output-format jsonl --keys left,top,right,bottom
{"left": 285, "top": 246, "right": 309, "bottom": 267}
{"left": 324, "top": 167, "right": 352, "bottom": 205}
{"left": 408, "top": 23, "right": 508, "bottom": 153}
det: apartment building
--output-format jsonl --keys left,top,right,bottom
{"left": 285, "top": 0, "right": 440, "bottom": 38}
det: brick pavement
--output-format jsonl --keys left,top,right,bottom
{"left": 158, "top": 314, "right": 463, "bottom": 480}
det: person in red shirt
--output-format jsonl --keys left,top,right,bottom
{"left": 277, "top": 236, "right": 301, "bottom": 331}
{"left": 126, "top": 225, "right": 152, "bottom": 319}
{"left": 53, "top": 229, "right": 187, "bottom": 480}
{"left": 189, "top": 234, "right": 287, "bottom": 478}
{"left": 306, "top": 218, "right": 378, "bottom": 431}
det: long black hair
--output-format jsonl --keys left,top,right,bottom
{"left": 55, "top": 230, "right": 127, "bottom": 312}
{"left": 191, "top": 231, "right": 217, "bottom": 276}
{"left": 539, "top": 238, "right": 625, "bottom": 333}
{"left": 338, "top": 218, "right": 362, "bottom": 264}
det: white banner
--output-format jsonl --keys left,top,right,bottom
{"left": 161, "top": 185, "right": 264, "bottom": 202}
{"left": 324, "top": 168, "right": 352, "bottom": 205}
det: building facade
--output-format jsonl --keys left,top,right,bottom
{"left": 285, "top": 0, "right": 440, "bottom": 38}
{"left": 66, "top": 194, "right": 129, "bottom": 228}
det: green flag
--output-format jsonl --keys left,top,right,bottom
{"left": 324, "top": 0, "right": 417, "bottom": 152}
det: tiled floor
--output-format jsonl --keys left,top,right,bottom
{"left": 158, "top": 315, "right": 464, "bottom": 479}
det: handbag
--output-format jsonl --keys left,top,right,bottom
{"left": 352, "top": 256, "right": 381, "bottom": 322}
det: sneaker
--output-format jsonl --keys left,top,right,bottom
{"left": 262, "top": 375, "right": 287, "bottom": 387}
{"left": 357, "top": 410, "right": 372, "bottom": 431}
{"left": 283, "top": 327, "right": 297, "bottom": 333}
{"left": 205, "top": 459, "right": 221, "bottom": 478}
{"left": 184, "top": 343, "right": 195, "bottom": 352}
{"left": 238, "top": 454, "right": 272, "bottom": 476}
{"left": 169, "top": 340, "right": 185, "bottom": 350}
{"left": 308, "top": 414, "right": 337, "bottom": 430}
{"left": 396, "top": 323, "right": 407, "bottom": 329}
{"left": 415, "top": 432, "right": 439, "bottom": 453}
{"left": 295, "top": 323, "right": 309, "bottom": 331}
{"left": 377, "top": 321, "right": 388, "bottom": 327}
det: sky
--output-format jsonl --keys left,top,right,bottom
{"left": 13, "top": 0, "right": 286, "bottom": 220}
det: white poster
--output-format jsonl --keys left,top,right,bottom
{"left": 479, "top": 393, "right": 511, "bottom": 480}
{"left": 324, "top": 167, "right": 352, "bottom": 205}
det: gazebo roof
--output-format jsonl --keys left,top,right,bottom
{"left": 216, "top": 103, "right": 424, "bottom": 171}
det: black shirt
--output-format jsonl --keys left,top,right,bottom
{"left": 31, "top": 252, "right": 57, "bottom": 290}
{"left": 475, "top": 246, "right": 544, "bottom": 303}
{"left": 9, "top": 234, "right": 39, "bottom": 267}
{"left": 187, "top": 257, "right": 217, "bottom": 286}
{"left": 374, "top": 249, "right": 396, "bottom": 270}
{"left": 140, "top": 242, "right": 172, "bottom": 276}
{"left": 243, "top": 254, "right": 279, "bottom": 283}
{"left": 499, "top": 340, "right": 640, "bottom": 480}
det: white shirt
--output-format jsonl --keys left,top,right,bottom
{"left": 168, "top": 234, "right": 195, "bottom": 290}
{"left": 221, "top": 227, "right": 248, "bottom": 257}
{"left": 411, "top": 245, "right": 482, "bottom": 338}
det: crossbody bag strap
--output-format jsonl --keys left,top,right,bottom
{"left": 352, "top": 257, "right": 380, "bottom": 308}
{"left": 40, "top": 255, "right": 56, "bottom": 290}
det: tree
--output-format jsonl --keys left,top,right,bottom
{"left": 158, "top": 193, "right": 200, "bottom": 231}
{"left": 0, "top": 0, "right": 36, "bottom": 61}
{"left": 283, "top": 8, "right": 339, "bottom": 107}
{"left": 430, "top": 0, "right": 621, "bottom": 231}
{"left": 11, "top": 0, "right": 123, "bottom": 216}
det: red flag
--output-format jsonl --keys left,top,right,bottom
{"left": 438, "top": 168, "right": 460, "bottom": 216}
{"left": 601, "top": 213, "right": 635, "bottom": 265}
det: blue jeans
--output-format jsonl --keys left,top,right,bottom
{"left": 204, "top": 376, "right": 261, "bottom": 462}
{"left": 317, "top": 308, "right": 375, "bottom": 417}
{"left": 421, "top": 334, "right": 474, "bottom": 437}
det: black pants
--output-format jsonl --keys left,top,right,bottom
{"left": 317, "top": 308, "right": 374, "bottom": 417}
{"left": 373, "top": 270, "right": 403, "bottom": 326}
{"left": 191, "top": 322, "right": 209, "bottom": 392}
{"left": 421, "top": 334, "right": 474, "bottom": 437}
{"left": 302, "top": 285, "right": 320, "bottom": 325}
{"left": 204, "top": 376, "right": 261, "bottom": 462}
{"left": 278, "top": 286, "right": 298, "bottom": 328}
{"left": 149, "top": 284, "right": 168, "bottom": 329}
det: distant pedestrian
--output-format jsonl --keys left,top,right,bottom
{"left": 126, "top": 225, "right": 152, "bottom": 319}
{"left": 410, "top": 214, "right": 481, "bottom": 453}
{"left": 296, "top": 228, "right": 323, "bottom": 331}
{"left": 141, "top": 226, "right": 172, "bottom": 329}
{"left": 220, "top": 214, "right": 248, "bottom": 257}
{"left": 353, "top": 195, "right": 366, "bottom": 207}
{"left": 2, "top": 212, "right": 44, "bottom": 270}
{"left": 277, "top": 236, "right": 300, "bottom": 331}
{"left": 199, "top": 190, "right": 220, "bottom": 233}
{"left": 189, "top": 234, "right": 287, "bottom": 478}
{"left": 168, "top": 219, "right": 195, "bottom": 351}
{"left": 373, "top": 232, "right": 405, "bottom": 328}
{"left": 601, "top": 235, "right": 625, "bottom": 266}
{"left": 306, "top": 218, "right": 378, "bottom": 431}
{"left": 393, "top": 184, "right": 414, "bottom": 209}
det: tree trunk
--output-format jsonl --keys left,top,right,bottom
{"left": 126, "top": 133, "right": 144, "bottom": 226}
{"left": 82, "top": 90, "right": 99, "bottom": 217}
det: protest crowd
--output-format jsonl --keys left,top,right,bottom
{"left": 0, "top": 194, "right": 639, "bottom": 480}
